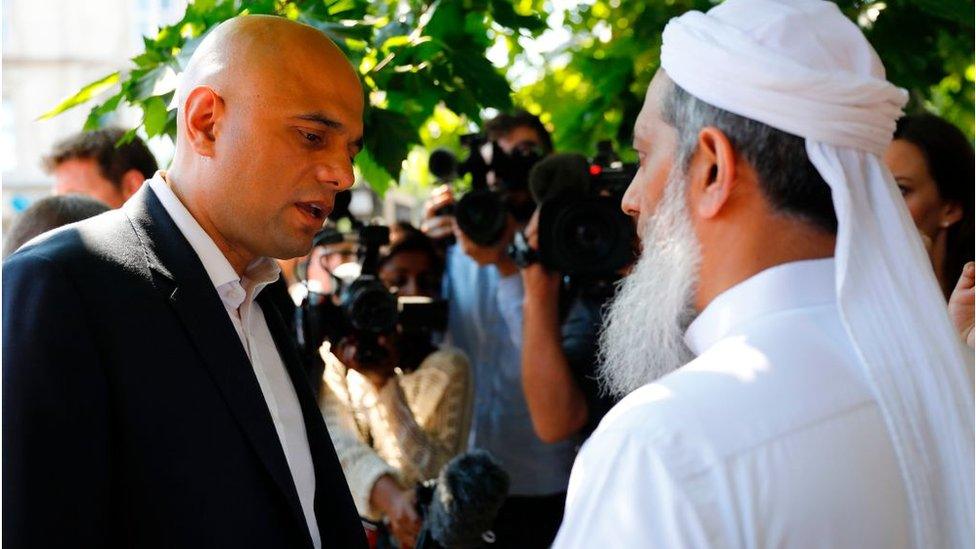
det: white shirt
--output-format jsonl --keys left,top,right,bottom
{"left": 553, "top": 259, "right": 911, "bottom": 549}
{"left": 149, "top": 175, "right": 321, "bottom": 549}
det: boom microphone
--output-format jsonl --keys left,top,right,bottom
{"left": 528, "top": 153, "right": 591, "bottom": 205}
{"left": 415, "top": 450, "right": 510, "bottom": 548}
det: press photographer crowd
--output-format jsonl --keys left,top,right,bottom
{"left": 3, "top": 1, "right": 975, "bottom": 548}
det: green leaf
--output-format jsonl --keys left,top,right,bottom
{"left": 142, "top": 96, "right": 170, "bottom": 138}
{"left": 356, "top": 148, "right": 393, "bottom": 197}
{"left": 489, "top": 0, "right": 545, "bottom": 33}
{"left": 450, "top": 50, "right": 512, "bottom": 110}
{"left": 83, "top": 92, "right": 124, "bottom": 131}
{"left": 37, "top": 72, "right": 120, "bottom": 120}
{"left": 115, "top": 128, "right": 139, "bottom": 147}
{"left": 364, "top": 107, "right": 421, "bottom": 180}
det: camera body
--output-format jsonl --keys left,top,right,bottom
{"left": 512, "top": 142, "right": 638, "bottom": 280}
{"left": 297, "top": 225, "right": 447, "bottom": 373}
{"left": 429, "top": 134, "right": 541, "bottom": 247}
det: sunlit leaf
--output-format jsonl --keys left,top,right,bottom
{"left": 142, "top": 96, "right": 170, "bottom": 138}
{"left": 37, "top": 72, "right": 120, "bottom": 120}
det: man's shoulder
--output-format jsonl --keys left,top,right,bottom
{"left": 592, "top": 326, "right": 876, "bottom": 478}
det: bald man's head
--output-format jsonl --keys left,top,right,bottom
{"left": 166, "top": 15, "right": 364, "bottom": 272}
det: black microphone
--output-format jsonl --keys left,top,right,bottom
{"left": 416, "top": 450, "right": 510, "bottom": 548}
{"left": 528, "top": 152, "right": 591, "bottom": 205}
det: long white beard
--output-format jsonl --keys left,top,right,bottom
{"left": 596, "top": 170, "right": 702, "bottom": 399}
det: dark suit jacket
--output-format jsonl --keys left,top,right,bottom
{"left": 2, "top": 186, "right": 367, "bottom": 549}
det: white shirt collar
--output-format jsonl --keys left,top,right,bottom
{"left": 148, "top": 172, "right": 280, "bottom": 308}
{"left": 684, "top": 258, "right": 836, "bottom": 356}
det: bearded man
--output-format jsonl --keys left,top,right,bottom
{"left": 553, "top": 1, "right": 973, "bottom": 547}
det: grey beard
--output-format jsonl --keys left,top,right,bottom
{"left": 596, "top": 170, "right": 701, "bottom": 399}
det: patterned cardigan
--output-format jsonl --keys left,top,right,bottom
{"left": 317, "top": 346, "right": 474, "bottom": 519}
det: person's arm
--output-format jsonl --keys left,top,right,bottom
{"left": 370, "top": 474, "right": 420, "bottom": 549}
{"left": 3, "top": 253, "right": 111, "bottom": 547}
{"left": 318, "top": 353, "right": 398, "bottom": 517}
{"left": 521, "top": 268, "right": 589, "bottom": 442}
{"left": 948, "top": 261, "right": 974, "bottom": 348}
{"left": 519, "top": 210, "right": 588, "bottom": 442}
{"left": 370, "top": 350, "right": 472, "bottom": 481}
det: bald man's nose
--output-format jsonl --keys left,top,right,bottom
{"left": 316, "top": 157, "right": 355, "bottom": 192}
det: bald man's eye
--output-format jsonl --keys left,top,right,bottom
{"left": 298, "top": 129, "right": 324, "bottom": 146}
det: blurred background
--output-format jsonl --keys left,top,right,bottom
{"left": 2, "top": 0, "right": 973, "bottom": 233}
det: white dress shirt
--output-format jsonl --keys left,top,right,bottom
{"left": 553, "top": 259, "right": 911, "bottom": 548}
{"left": 149, "top": 175, "right": 321, "bottom": 549}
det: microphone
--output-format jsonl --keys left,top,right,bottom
{"left": 416, "top": 450, "right": 510, "bottom": 548}
{"left": 528, "top": 153, "right": 591, "bottom": 204}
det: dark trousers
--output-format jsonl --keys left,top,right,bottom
{"left": 491, "top": 492, "right": 567, "bottom": 548}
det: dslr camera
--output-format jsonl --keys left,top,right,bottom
{"left": 509, "top": 141, "right": 637, "bottom": 281}
{"left": 297, "top": 225, "right": 447, "bottom": 374}
{"left": 428, "top": 134, "right": 541, "bottom": 247}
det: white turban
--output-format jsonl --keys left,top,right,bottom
{"left": 661, "top": 1, "right": 974, "bottom": 547}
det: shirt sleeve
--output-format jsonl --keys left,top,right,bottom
{"left": 496, "top": 272, "right": 525, "bottom": 348}
{"left": 317, "top": 354, "right": 396, "bottom": 519}
{"left": 552, "top": 427, "right": 716, "bottom": 549}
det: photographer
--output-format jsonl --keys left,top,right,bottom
{"left": 518, "top": 210, "right": 618, "bottom": 443}
{"left": 512, "top": 148, "right": 636, "bottom": 443}
{"left": 423, "top": 111, "right": 579, "bottom": 548}
{"left": 316, "top": 228, "right": 473, "bottom": 549}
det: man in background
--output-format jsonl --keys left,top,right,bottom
{"left": 2, "top": 194, "right": 109, "bottom": 258}
{"left": 44, "top": 127, "right": 158, "bottom": 208}
{"left": 423, "top": 111, "right": 577, "bottom": 548}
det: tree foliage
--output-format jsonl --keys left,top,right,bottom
{"left": 517, "top": 0, "right": 975, "bottom": 158}
{"left": 44, "top": 0, "right": 974, "bottom": 193}
{"left": 40, "top": 0, "right": 545, "bottom": 195}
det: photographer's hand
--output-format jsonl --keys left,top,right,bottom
{"left": 333, "top": 335, "right": 400, "bottom": 390}
{"left": 421, "top": 185, "right": 455, "bottom": 241}
{"left": 520, "top": 209, "right": 561, "bottom": 301}
{"left": 520, "top": 208, "right": 588, "bottom": 442}
{"left": 453, "top": 214, "right": 520, "bottom": 275}
{"left": 370, "top": 475, "right": 420, "bottom": 549}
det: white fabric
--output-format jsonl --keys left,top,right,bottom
{"left": 554, "top": 259, "right": 912, "bottom": 548}
{"left": 149, "top": 175, "right": 321, "bottom": 549}
{"left": 659, "top": 2, "right": 974, "bottom": 547}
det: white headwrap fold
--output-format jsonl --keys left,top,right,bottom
{"left": 661, "top": 1, "right": 974, "bottom": 547}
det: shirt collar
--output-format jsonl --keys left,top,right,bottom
{"left": 684, "top": 258, "right": 837, "bottom": 356}
{"left": 148, "top": 172, "right": 280, "bottom": 306}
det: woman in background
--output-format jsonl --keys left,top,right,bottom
{"left": 885, "top": 113, "right": 974, "bottom": 346}
{"left": 318, "top": 228, "right": 472, "bottom": 549}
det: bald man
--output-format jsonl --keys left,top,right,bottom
{"left": 3, "top": 16, "right": 368, "bottom": 549}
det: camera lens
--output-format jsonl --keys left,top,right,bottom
{"left": 343, "top": 277, "right": 398, "bottom": 335}
{"left": 455, "top": 189, "right": 508, "bottom": 246}
{"left": 539, "top": 195, "right": 635, "bottom": 277}
{"left": 554, "top": 206, "right": 616, "bottom": 263}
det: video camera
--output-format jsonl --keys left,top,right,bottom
{"left": 297, "top": 225, "right": 448, "bottom": 374}
{"left": 508, "top": 141, "right": 637, "bottom": 281}
{"left": 428, "top": 133, "right": 542, "bottom": 247}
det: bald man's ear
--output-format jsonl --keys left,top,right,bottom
{"left": 688, "top": 126, "right": 737, "bottom": 220}
{"left": 182, "top": 86, "right": 223, "bottom": 158}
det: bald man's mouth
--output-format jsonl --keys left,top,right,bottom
{"left": 295, "top": 201, "right": 330, "bottom": 224}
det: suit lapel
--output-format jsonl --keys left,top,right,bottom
{"left": 123, "top": 186, "right": 311, "bottom": 543}
{"left": 258, "top": 291, "right": 365, "bottom": 542}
